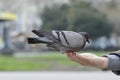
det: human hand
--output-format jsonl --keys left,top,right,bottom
{"left": 65, "top": 52, "right": 108, "bottom": 69}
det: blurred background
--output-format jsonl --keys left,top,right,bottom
{"left": 0, "top": 0, "right": 120, "bottom": 71}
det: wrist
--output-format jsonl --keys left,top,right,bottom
{"left": 91, "top": 57, "right": 108, "bottom": 69}
{"left": 99, "top": 57, "right": 108, "bottom": 69}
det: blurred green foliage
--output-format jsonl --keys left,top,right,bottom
{"left": 0, "top": 56, "right": 48, "bottom": 71}
{"left": 41, "top": 1, "right": 113, "bottom": 39}
{"left": 0, "top": 51, "right": 107, "bottom": 71}
{"left": 42, "top": 4, "right": 69, "bottom": 30}
{"left": 107, "top": 0, "right": 118, "bottom": 9}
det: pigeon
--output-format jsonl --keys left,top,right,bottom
{"left": 27, "top": 30, "right": 90, "bottom": 54}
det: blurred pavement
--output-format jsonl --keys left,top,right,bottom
{"left": 0, "top": 71, "right": 119, "bottom": 80}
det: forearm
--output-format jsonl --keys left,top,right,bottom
{"left": 93, "top": 54, "right": 120, "bottom": 70}
{"left": 66, "top": 51, "right": 120, "bottom": 75}
{"left": 90, "top": 56, "right": 108, "bottom": 69}
{"left": 89, "top": 52, "right": 120, "bottom": 71}
{"left": 73, "top": 53, "right": 109, "bottom": 69}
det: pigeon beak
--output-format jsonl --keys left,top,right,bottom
{"left": 80, "top": 32, "right": 90, "bottom": 44}
{"left": 84, "top": 33, "right": 90, "bottom": 44}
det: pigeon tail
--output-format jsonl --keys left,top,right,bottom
{"left": 32, "top": 30, "right": 44, "bottom": 37}
{"left": 27, "top": 37, "right": 50, "bottom": 44}
{"left": 32, "top": 30, "right": 51, "bottom": 37}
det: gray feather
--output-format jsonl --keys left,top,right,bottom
{"left": 28, "top": 30, "right": 90, "bottom": 53}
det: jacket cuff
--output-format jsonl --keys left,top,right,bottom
{"left": 103, "top": 53, "right": 120, "bottom": 75}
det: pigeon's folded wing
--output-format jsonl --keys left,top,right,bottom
{"left": 27, "top": 30, "right": 90, "bottom": 53}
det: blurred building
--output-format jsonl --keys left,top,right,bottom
{"left": 0, "top": 0, "right": 70, "bottom": 51}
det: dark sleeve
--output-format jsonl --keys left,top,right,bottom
{"left": 103, "top": 51, "right": 120, "bottom": 75}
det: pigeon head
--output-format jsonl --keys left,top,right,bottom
{"left": 79, "top": 32, "right": 90, "bottom": 43}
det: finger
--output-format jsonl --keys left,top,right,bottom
{"left": 65, "top": 52, "right": 88, "bottom": 65}
{"left": 65, "top": 52, "right": 76, "bottom": 61}
{"left": 71, "top": 54, "right": 87, "bottom": 65}
{"left": 75, "top": 54, "right": 90, "bottom": 63}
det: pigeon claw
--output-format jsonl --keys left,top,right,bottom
{"left": 66, "top": 50, "right": 76, "bottom": 56}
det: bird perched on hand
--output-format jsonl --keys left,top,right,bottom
{"left": 27, "top": 30, "right": 90, "bottom": 54}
